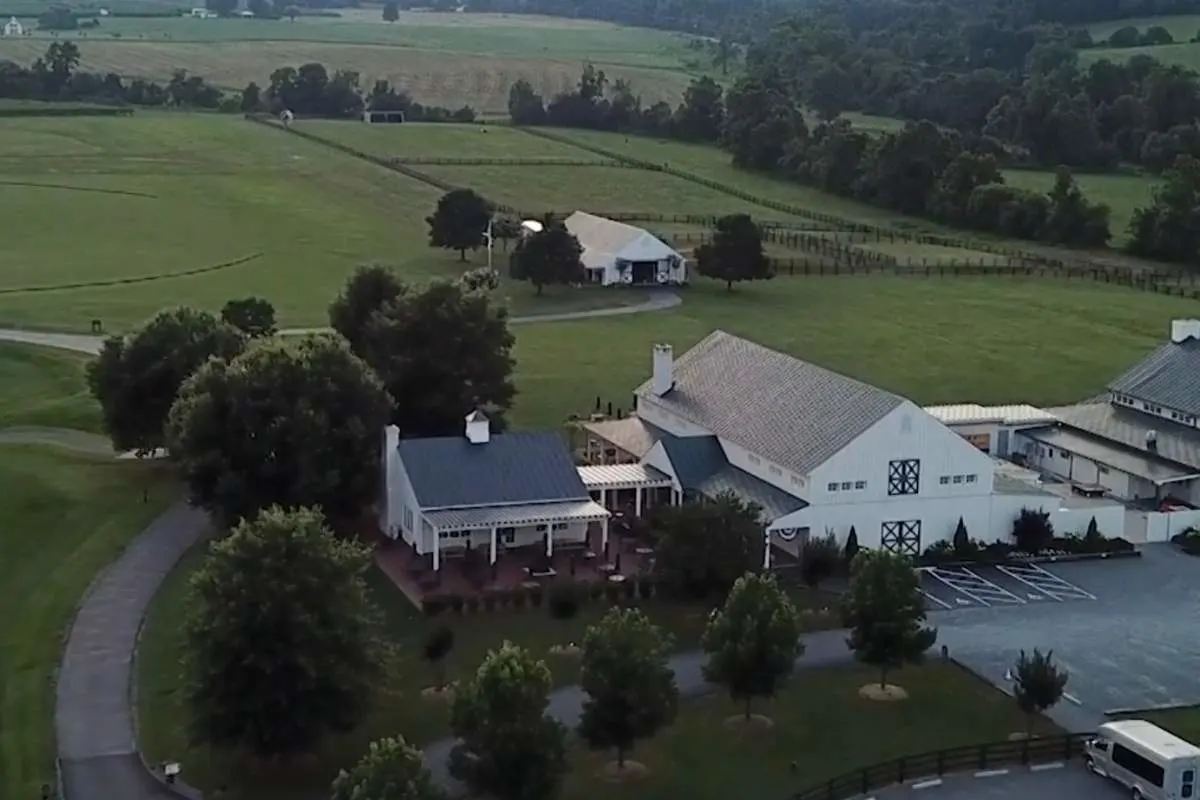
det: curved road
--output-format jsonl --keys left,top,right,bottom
{"left": 3, "top": 292, "right": 686, "bottom": 800}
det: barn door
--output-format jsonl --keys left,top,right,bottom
{"left": 880, "top": 520, "right": 921, "bottom": 557}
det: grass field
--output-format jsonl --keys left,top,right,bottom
{"left": 0, "top": 12, "right": 702, "bottom": 111}
{"left": 0, "top": 341, "right": 177, "bottom": 800}
{"left": 1085, "top": 13, "right": 1200, "bottom": 41}
{"left": 1133, "top": 705, "right": 1200, "bottom": 742}
{"left": 1080, "top": 14, "right": 1200, "bottom": 72}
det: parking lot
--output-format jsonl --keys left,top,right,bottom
{"left": 869, "top": 763, "right": 1127, "bottom": 799}
{"left": 921, "top": 562, "right": 1096, "bottom": 611}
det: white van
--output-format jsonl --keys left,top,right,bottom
{"left": 1087, "top": 720, "right": 1200, "bottom": 800}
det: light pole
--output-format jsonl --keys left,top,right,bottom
{"left": 485, "top": 217, "right": 494, "bottom": 271}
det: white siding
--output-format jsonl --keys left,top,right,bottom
{"left": 642, "top": 440, "right": 682, "bottom": 491}
{"left": 721, "top": 439, "right": 802, "bottom": 496}
{"left": 382, "top": 426, "right": 421, "bottom": 543}
{"left": 433, "top": 521, "right": 589, "bottom": 555}
{"left": 1016, "top": 433, "right": 1134, "bottom": 500}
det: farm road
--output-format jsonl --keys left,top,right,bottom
{"left": 0, "top": 288, "right": 683, "bottom": 356}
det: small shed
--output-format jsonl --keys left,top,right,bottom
{"left": 565, "top": 211, "right": 687, "bottom": 287}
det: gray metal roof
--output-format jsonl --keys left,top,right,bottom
{"left": 1022, "top": 423, "right": 1198, "bottom": 484}
{"left": 696, "top": 466, "right": 808, "bottom": 520}
{"left": 397, "top": 431, "right": 588, "bottom": 509}
{"left": 1048, "top": 402, "right": 1200, "bottom": 472}
{"left": 659, "top": 435, "right": 728, "bottom": 487}
{"left": 992, "top": 472, "right": 1055, "bottom": 496}
{"left": 656, "top": 433, "right": 806, "bottom": 520}
{"left": 636, "top": 331, "right": 903, "bottom": 476}
{"left": 1108, "top": 339, "right": 1200, "bottom": 416}
{"left": 581, "top": 417, "right": 665, "bottom": 459}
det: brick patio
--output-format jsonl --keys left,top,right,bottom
{"left": 375, "top": 520, "right": 655, "bottom": 607}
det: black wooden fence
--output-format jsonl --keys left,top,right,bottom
{"left": 791, "top": 732, "right": 1091, "bottom": 800}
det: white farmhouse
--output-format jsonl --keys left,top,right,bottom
{"left": 3, "top": 17, "right": 24, "bottom": 36}
{"left": 584, "top": 331, "right": 1120, "bottom": 561}
{"left": 565, "top": 211, "right": 687, "bottom": 286}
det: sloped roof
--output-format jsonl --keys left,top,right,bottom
{"left": 565, "top": 211, "right": 647, "bottom": 255}
{"left": 1108, "top": 338, "right": 1200, "bottom": 416}
{"left": 1047, "top": 402, "right": 1200, "bottom": 472}
{"left": 397, "top": 431, "right": 588, "bottom": 509}
{"left": 637, "top": 331, "right": 904, "bottom": 475}
{"left": 658, "top": 434, "right": 806, "bottom": 520}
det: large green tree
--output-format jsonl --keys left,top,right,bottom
{"left": 511, "top": 222, "right": 584, "bottom": 295}
{"left": 426, "top": 188, "right": 492, "bottom": 261}
{"left": 357, "top": 279, "right": 516, "bottom": 437}
{"left": 649, "top": 491, "right": 763, "bottom": 599}
{"left": 220, "top": 296, "right": 277, "bottom": 338}
{"left": 841, "top": 550, "right": 938, "bottom": 688}
{"left": 702, "top": 572, "right": 803, "bottom": 720}
{"left": 184, "top": 506, "right": 387, "bottom": 757}
{"left": 449, "top": 643, "right": 568, "bottom": 800}
{"left": 694, "top": 213, "right": 773, "bottom": 290}
{"left": 166, "top": 335, "right": 392, "bottom": 526}
{"left": 332, "top": 736, "right": 445, "bottom": 800}
{"left": 328, "top": 264, "right": 407, "bottom": 355}
{"left": 578, "top": 608, "right": 678, "bottom": 768}
{"left": 86, "top": 307, "right": 245, "bottom": 455}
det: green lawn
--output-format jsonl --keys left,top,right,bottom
{"left": 1002, "top": 168, "right": 1159, "bottom": 245}
{"left": 560, "top": 662, "right": 1061, "bottom": 800}
{"left": 0, "top": 342, "right": 100, "bottom": 433}
{"left": 1085, "top": 13, "right": 1200, "bottom": 41}
{"left": 0, "top": 448, "right": 176, "bottom": 799}
{"left": 137, "top": 540, "right": 840, "bottom": 798}
{"left": 1131, "top": 706, "right": 1200, "bottom": 743}
{"left": 508, "top": 275, "right": 1200, "bottom": 428}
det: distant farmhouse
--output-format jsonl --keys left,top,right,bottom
{"left": 565, "top": 211, "right": 687, "bottom": 287}
{"left": 3, "top": 16, "right": 25, "bottom": 36}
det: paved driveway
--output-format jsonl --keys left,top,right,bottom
{"left": 934, "top": 545, "right": 1200, "bottom": 726}
{"left": 869, "top": 763, "right": 1128, "bottom": 799}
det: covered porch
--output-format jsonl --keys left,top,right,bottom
{"left": 579, "top": 463, "right": 677, "bottom": 519}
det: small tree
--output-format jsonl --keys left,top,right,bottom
{"left": 1012, "top": 649, "right": 1069, "bottom": 736}
{"left": 456, "top": 266, "right": 501, "bottom": 294}
{"left": 649, "top": 491, "right": 763, "bottom": 599}
{"left": 382, "top": 0, "right": 399, "bottom": 21}
{"left": 426, "top": 188, "right": 491, "bottom": 261}
{"left": 844, "top": 526, "right": 860, "bottom": 567}
{"left": 578, "top": 608, "right": 678, "bottom": 769}
{"left": 1012, "top": 508, "right": 1054, "bottom": 554}
{"left": 952, "top": 517, "right": 970, "bottom": 554}
{"left": 511, "top": 222, "right": 584, "bottom": 295}
{"left": 450, "top": 643, "right": 568, "bottom": 800}
{"left": 702, "top": 572, "right": 803, "bottom": 720}
{"left": 842, "top": 550, "right": 938, "bottom": 689}
{"left": 220, "top": 296, "right": 277, "bottom": 338}
{"left": 800, "top": 531, "right": 839, "bottom": 588}
{"left": 1084, "top": 515, "right": 1102, "bottom": 546}
{"left": 284, "top": 4, "right": 298, "bottom": 20}
{"left": 332, "top": 736, "right": 445, "bottom": 800}
{"left": 423, "top": 625, "right": 455, "bottom": 690}
{"left": 693, "top": 213, "right": 773, "bottom": 290}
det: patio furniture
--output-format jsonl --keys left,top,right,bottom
{"left": 530, "top": 566, "right": 557, "bottom": 579}
{"left": 635, "top": 546, "right": 654, "bottom": 556}
{"left": 521, "top": 580, "right": 540, "bottom": 590}
{"left": 583, "top": 551, "right": 597, "bottom": 560}
{"left": 597, "top": 563, "right": 616, "bottom": 574}
{"left": 608, "top": 574, "right": 627, "bottom": 583}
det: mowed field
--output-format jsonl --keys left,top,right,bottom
{"left": 1081, "top": 14, "right": 1200, "bottom": 70}
{"left": 1002, "top": 168, "right": 1160, "bottom": 244}
{"left": 0, "top": 12, "right": 702, "bottom": 111}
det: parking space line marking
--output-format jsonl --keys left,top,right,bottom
{"left": 1031, "top": 762, "right": 1065, "bottom": 771}
{"left": 1025, "top": 562, "right": 1096, "bottom": 599}
{"left": 925, "top": 569, "right": 992, "bottom": 607}
{"left": 924, "top": 591, "right": 952, "bottom": 609}
{"left": 996, "top": 565, "right": 1066, "bottom": 602}
{"left": 1063, "top": 692, "right": 1081, "bottom": 705}
{"left": 996, "top": 563, "right": 1096, "bottom": 601}
{"left": 912, "top": 778, "right": 943, "bottom": 789}
{"left": 975, "top": 768, "right": 1010, "bottom": 777}
{"left": 962, "top": 567, "right": 1026, "bottom": 603}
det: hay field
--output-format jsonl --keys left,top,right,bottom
{"left": 301, "top": 120, "right": 616, "bottom": 161}
{"left": 1001, "top": 169, "right": 1159, "bottom": 245}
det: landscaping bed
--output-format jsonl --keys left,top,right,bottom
{"left": 1170, "top": 528, "right": 1200, "bottom": 555}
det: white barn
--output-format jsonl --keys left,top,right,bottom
{"left": 583, "top": 331, "right": 1124, "bottom": 563}
{"left": 3, "top": 17, "right": 24, "bottom": 36}
{"left": 565, "top": 211, "right": 687, "bottom": 287}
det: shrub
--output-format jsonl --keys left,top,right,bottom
{"left": 529, "top": 587, "right": 545, "bottom": 608}
{"left": 511, "top": 588, "right": 528, "bottom": 610}
{"left": 952, "top": 517, "right": 971, "bottom": 554}
{"left": 1012, "top": 508, "right": 1054, "bottom": 554}
{"left": 423, "top": 595, "right": 447, "bottom": 616}
{"left": 844, "top": 526, "right": 861, "bottom": 566}
{"left": 449, "top": 594, "right": 465, "bottom": 614}
{"left": 548, "top": 583, "right": 582, "bottom": 620}
{"left": 920, "top": 540, "right": 955, "bottom": 565}
{"left": 465, "top": 596, "right": 480, "bottom": 613}
{"left": 637, "top": 578, "right": 656, "bottom": 600}
{"left": 605, "top": 582, "right": 623, "bottom": 603}
{"left": 800, "top": 532, "right": 841, "bottom": 588}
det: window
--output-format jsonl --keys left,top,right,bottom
{"left": 841, "top": 481, "right": 852, "bottom": 490}
{"left": 403, "top": 507, "right": 414, "bottom": 532}
{"left": 854, "top": 481, "right": 866, "bottom": 490}
{"left": 887, "top": 459, "right": 921, "bottom": 495}
{"left": 748, "top": 454, "right": 761, "bottom": 465}
{"left": 769, "top": 465, "right": 783, "bottom": 476}
{"left": 1059, "top": 449, "right": 1070, "bottom": 459}
{"left": 827, "top": 482, "right": 839, "bottom": 492}
{"left": 939, "top": 476, "right": 950, "bottom": 485}
{"left": 1110, "top": 744, "right": 1165, "bottom": 787}
{"left": 536, "top": 524, "right": 548, "bottom": 532}
{"left": 965, "top": 474, "right": 977, "bottom": 484}
{"left": 792, "top": 475, "right": 803, "bottom": 486}
{"left": 499, "top": 527, "right": 515, "bottom": 545}
{"left": 552, "top": 522, "right": 568, "bottom": 531}
{"left": 1184, "top": 768, "right": 1195, "bottom": 799}
{"left": 953, "top": 475, "right": 963, "bottom": 484}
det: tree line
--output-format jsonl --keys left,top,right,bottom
{"left": 0, "top": 41, "right": 474, "bottom": 121}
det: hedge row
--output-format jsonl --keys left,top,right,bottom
{"left": 422, "top": 575, "right": 662, "bottom": 616}
{"left": 0, "top": 105, "right": 133, "bottom": 118}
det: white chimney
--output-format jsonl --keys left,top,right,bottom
{"left": 465, "top": 410, "right": 490, "bottom": 444}
{"left": 1171, "top": 319, "right": 1200, "bottom": 344}
{"left": 384, "top": 424, "right": 399, "bottom": 454}
{"left": 652, "top": 344, "right": 674, "bottom": 396}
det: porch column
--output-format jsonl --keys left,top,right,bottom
{"left": 546, "top": 525, "right": 554, "bottom": 557}
{"left": 489, "top": 526, "right": 498, "bottom": 565}
{"left": 601, "top": 516, "right": 609, "bottom": 552}
{"left": 600, "top": 488, "right": 607, "bottom": 510}
{"left": 432, "top": 526, "right": 441, "bottom": 571}
{"left": 672, "top": 489, "right": 680, "bottom": 506}
{"left": 635, "top": 486, "right": 643, "bottom": 517}
{"left": 762, "top": 529, "right": 771, "bottom": 570}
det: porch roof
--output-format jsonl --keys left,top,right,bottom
{"left": 578, "top": 463, "right": 672, "bottom": 490}
{"left": 424, "top": 499, "right": 610, "bottom": 531}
